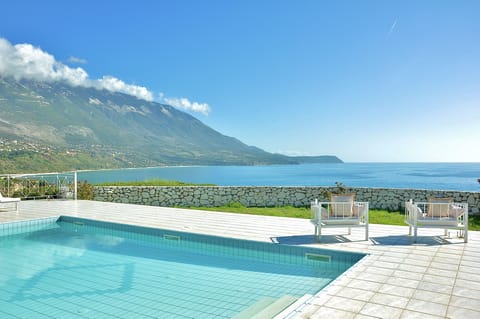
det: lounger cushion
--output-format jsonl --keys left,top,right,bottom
{"left": 353, "top": 203, "right": 367, "bottom": 218}
{"left": 330, "top": 193, "right": 355, "bottom": 217}
{"left": 427, "top": 198, "right": 453, "bottom": 217}
{"left": 322, "top": 217, "right": 361, "bottom": 225}
{"left": 416, "top": 206, "right": 424, "bottom": 218}
{"left": 417, "top": 218, "right": 458, "bottom": 227}
{"left": 330, "top": 193, "right": 355, "bottom": 202}
{"left": 0, "top": 192, "right": 20, "bottom": 202}
{"left": 450, "top": 205, "right": 465, "bottom": 218}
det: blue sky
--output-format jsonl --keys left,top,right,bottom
{"left": 0, "top": 0, "right": 479, "bottom": 162}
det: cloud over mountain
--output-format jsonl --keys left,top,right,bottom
{"left": 0, "top": 37, "right": 209, "bottom": 113}
{"left": 0, "top": 38, "right": 153, "bottom": 101}
{"left": 67, "top": 56, "right": 87, "bottom": 64}
{"left": 164, "top": 97, "right": 211, "bottom": 115}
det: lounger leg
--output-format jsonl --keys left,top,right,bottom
{"left": 314, "top": 225, "right": 323, "bottom": 241}
{"left": 314, "top": 225, "right": 319, "bottom": 240}
{"left": 408, "top": 225, "right": 412, "bottom": 236}
{"left": 414, "top": 226, "right": 418, "bottom": 243}
{"left": 348, "top": 227, "right": 351, "bottom": 235}
{"left": 444, "top": 229, "right": 448, "bottom": 236}
{"left": 464, "top": 208, "right": 468, "bottom": 243}
{"left": 365, "top": 207, "right": 369, "bottom": 241}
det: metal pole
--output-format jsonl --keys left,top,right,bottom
{"left": 74, "top": 170, "right": 78, "bottom": 200}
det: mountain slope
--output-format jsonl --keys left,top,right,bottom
{"left": 0, "top": 77, "right": 339, "bottom": 173}
{"left": 0, "top": 77, "right": 343, "bottom": 173}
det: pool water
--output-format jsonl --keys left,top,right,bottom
{"left": 0, "top": 217, "right": 365, "bottom": 318}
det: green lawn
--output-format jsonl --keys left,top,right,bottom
{"left": 96, "top": 179, "right": 214, "bottom": 186}
{"left": 188, "top": 203, "right": 480, "bottom": 231}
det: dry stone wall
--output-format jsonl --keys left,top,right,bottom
{"left": 94, "top": 186, "right": 480, "bottom": 214}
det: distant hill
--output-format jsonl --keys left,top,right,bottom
{"left": 0, "top": 76, "right": 341, "bottom": 173}
{"left": 291, "top": 155, "right": 343, "bottom": 164}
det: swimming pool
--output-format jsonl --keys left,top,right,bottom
{"left": 0, "top": 217, "right": 365, "bottom": 318}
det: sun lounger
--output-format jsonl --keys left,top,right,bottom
{"left": 0, "top": 192, "right": 20, "bottom": 212}
{"left": 405, "top": 198, "right": 468, "bottom": 243}
{"left": 310, "top": 193, "right": 369, "bottom": 241}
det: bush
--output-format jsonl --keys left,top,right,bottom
{"left": 77, "top": 181, "right": 93, "bottom": 200}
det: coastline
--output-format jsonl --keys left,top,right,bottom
{"left": 77, "top": 163, "right": 480, "bottom": 192}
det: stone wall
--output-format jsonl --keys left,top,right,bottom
{"left": 93, "top": 186, "right": 480, "bottom": 214}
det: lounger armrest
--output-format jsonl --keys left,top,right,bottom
{"left": 450, "top": 204, "right": 465, "bottom": 219}
{"left": 310, "top": 203, "right": 329, "bottom": 223}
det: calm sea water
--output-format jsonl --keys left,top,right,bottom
{"left": 78, "top": 163, "right": 480, "bottom": 191}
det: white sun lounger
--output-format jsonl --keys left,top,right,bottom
{"left": 405, "top": 198, "right": 468, "bottom": 243}
{"left": 0, "top": 192, "right": 20, "bottom": 212}
{"left": 310, "top": 193, "right": 369, "bottom": 241}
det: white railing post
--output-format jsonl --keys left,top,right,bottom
{"left": 464, "top": 203, "right": 468, "bottom": 243}
{"left": 74, "top": 170, "right": 78, "bottom": 200}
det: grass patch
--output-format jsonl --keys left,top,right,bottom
{"left": 189, "top": 202, "right": 311, "bottom": 219}
{"left": 96, "top": 179, "right": 214, "bottom": 186}
{"left": 188, "top": 203, "right": 480, "bottom": 231}
{"left": 469, "top": 215, "right": 480, "bottom": 231}
{"left": 368, "top": 210, "right": 405, "bottom": 226}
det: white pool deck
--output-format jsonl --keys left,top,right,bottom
{"left": 1, "top": 200, "right": 480, "bottom": 319}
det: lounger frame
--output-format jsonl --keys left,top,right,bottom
{"left": 0, "top": 193, "right": 20, "bottom": 212}
{"left": 310, "top": 200, "right": 369, "bottom": 241}
{"left": 405, "top": 200, "right": 468, "bottom": 243}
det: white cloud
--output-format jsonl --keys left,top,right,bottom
{"left": 164, "top": 97, "right": 211, "bottom": 115}
{"left": 0, "top": 37, "right": 152, "bottom": 101}
{"left": 0, "top": 37, "right": 210, "bottom": 112}
{"left": 0, "top": 39, "right": 89, "bottom": 86}
{"left": 96, "top": 75, "right": 153, "bottom": 101}
{"left": 67, "top": 56, "right": 87, "bottom": 64}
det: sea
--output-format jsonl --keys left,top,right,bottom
{"left": 77, "top": 163, "right": 480, "bottom": 192}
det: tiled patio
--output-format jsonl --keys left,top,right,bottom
{"left": 1, "top": 200, "right": 479, "bottom": 319}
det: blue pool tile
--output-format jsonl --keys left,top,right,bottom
{"left": 0, "top": 216, "right": 365, "bottom": 318}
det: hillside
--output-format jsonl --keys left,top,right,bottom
{"left": 0, "top": 77, "right": 341, "bottom": 173}
{"left": 293, "top": 156, "right": 343, "bottom": 164}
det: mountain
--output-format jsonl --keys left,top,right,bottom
{"left": 293, "top": 156, "right": 344, "bottom": 164}
{"left": 0, "top": 77, "right": 342, "bottom": 173}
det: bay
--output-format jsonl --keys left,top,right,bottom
{"left": 78, "top": 163, "right": 480, "bottom": 192}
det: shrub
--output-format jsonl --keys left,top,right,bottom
{"left": 77, "top": 181, "right": 93, "bottom": 200}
